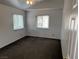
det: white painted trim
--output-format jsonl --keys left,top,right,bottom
{"left": 63, "top": 55, "right": 70, "bottom": 59}
{"left": 63, "top": 57, "right": 67, "bottom": 59}
{"left": 63, "top": 56, "right": 68, "bottom": 59}
{"left": 67, "top": 55, "right": 70, "bottom": 59}
{"left": 31, "top": 8, "right": 62, "bottom": 10}
{"left": 73, "top": 32, "right": 78, "bottom": 59}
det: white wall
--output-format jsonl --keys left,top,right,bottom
{"left": 0, "top": 4, "right": 26, "bottom": 48}
{"left": 61, "top": 0, "right": 73, "bottom": 57}
{"left": 61, "top": 0, "right": 78, "bottom": 58}
{"left": 26, "top": 8, "right": 63, "bottom": 39}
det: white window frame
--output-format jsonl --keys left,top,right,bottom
{"left": 13, "top": 14, "right": 24, "bottom": 30}
{"left": 36, "top": 15, "right": 49, "bottom": 29}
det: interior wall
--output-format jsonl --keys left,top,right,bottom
{"left": 26, "top": 8, "right": 63, "bottom": 39}
{"left": 0, "top": 4, "right": 27, "bottom": 48}
{"left": 61, "top": 0, "right": 78, "bottom": 58}
{"left": 30, "top": 0, "right": 64, "bottom": 9}
{"left": 61, "top": 0, "right": 73, "bottom": 57}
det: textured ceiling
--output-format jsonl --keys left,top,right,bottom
{"left": 0, "top": 0, "right": 64, "bottom": 11}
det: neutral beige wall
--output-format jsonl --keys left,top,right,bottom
{"left": 26, "top": 8, "right": 63, "bottom": 39}
{"left": 0, "top": 4, "right": 26, "bottom": 48}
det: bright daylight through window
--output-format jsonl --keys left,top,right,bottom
{"left": 37, "top": 15, "right": 49, "bottom": 29}
{"left": 13, "top": 14, "right": 24, "bottom": 30}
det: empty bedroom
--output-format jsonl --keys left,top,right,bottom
{"left": 0, "top": 0, "right": 78, "bottom": 59}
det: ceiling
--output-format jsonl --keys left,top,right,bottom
{"left": 0, "top": 0, "right": 64, "bottom": 11}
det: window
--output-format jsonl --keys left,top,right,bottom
{"left": 13, "top": 14, "right": 24, "bottom": 30}
{"left": 37, "top": 15, "right": 49, "bottom": 28}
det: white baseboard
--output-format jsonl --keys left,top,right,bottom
{"left": 67, "top": 55, "right": 70, "bottom": 59}
{"left": 63, "top": 57, "right": 68, "bottom": 59}
{"left": 63, "top": 55, "right": 70, "bottom": 59}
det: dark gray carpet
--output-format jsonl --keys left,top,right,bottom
{"left": 0, "top": 36, "right": 63, "bottom": 59}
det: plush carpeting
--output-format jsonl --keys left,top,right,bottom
{"left": 0, "top": 36, "right": 63, "bottom": 59}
